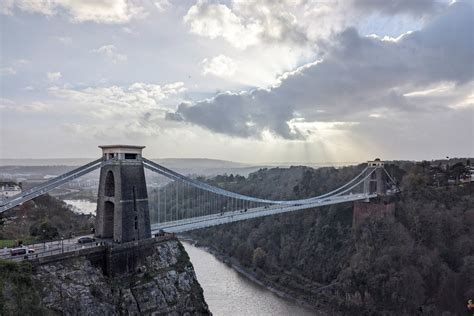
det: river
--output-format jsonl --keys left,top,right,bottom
{"left": 64, "top": 199, "right": 96, "bottom": 215}
{"left": 65, "top": 199, "right": 318, "bottom": 315}
{"left": 183, "top": 241, "right": 318, "bottom": 316}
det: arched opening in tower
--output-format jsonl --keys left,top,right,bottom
{"left": 103, "top": 201, "right": 114, "bottom": 238}
{"left": 105, "top": 170, "right": 115, "bottom": 197}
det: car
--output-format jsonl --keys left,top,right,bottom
{"left": 10, "top": 247, "right": 34, "bottom": 256}
{"left": 78, "top": 236, "right": 96, "bottom": 244}
{"left": 154, "top": 229, "right": 166, "bottom": 237}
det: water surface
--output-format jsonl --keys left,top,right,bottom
{"left": 64, "top": 199, "right": 96, "bottom": 215}
{"left": 183, "top": 241, "right": 318, "bottom": 316}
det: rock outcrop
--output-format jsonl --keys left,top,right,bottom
{"left": 1, "top": 239, "right": 211, "bottom": 315}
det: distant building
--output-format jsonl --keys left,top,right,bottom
{"left": 0, "top": 181, "right": 22, "bottom": 200}
{"left": 458, "top": 165, "right": 474, "bottom": 184}
{"left": 466, "top": 166, "right": 474, "bottom": 183}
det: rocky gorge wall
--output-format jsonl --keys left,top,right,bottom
{"left": 1, "top": 239, "right": 211, "bottom": 315}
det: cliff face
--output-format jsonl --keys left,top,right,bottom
{"left": 1, "top": 240, "right": 210, "bottom": 315}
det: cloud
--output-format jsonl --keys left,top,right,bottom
{"left": 49, "top": 81, "right": 186, "bottom": 116}
{"left": 350, "top": 0, "right": 444, "bottom": 16}
{"left": 201, "top": 55, "right": 237, "bottom": 78}
{"left": 0, "top": 98, "right": 14, "bottom": 108}
{"left": 171, "top": 1, "right": 474, "bottom": 140}
{"left": 0, "top": 59, "right": 30, "bottom": 76}
{"left": 13, "top": 59, "right": 30, "bottom": 66}
{"left": 0, "top": 67, "right": 16, "bottom": 75}
{"left": 153, "top": 0, "right": 171, "bottom": 12}
{"left": 183, "top": 0, "right": 446, "bottom": 51}
{"left": 55, "top": 36, "right": 72, "bottom": 44}
{"left": 184, "top": 0, "right": 307, "bottom": 49}
{"left": 1, "top": 0, "right": 145, "bottom": 24}
{"left": 47, "top": 72, "right": 62, "bottom": 82}
{"left": 92, "top": 45, "right": 127, "bottom": 64}
{"left": 122, "top": 27, "right": 134, "bottom": 34}
{"left": 47, "top": 81, "right": 187, "bottom": 138}
{"left": 184, "top": 0, "right": 259, "bottom": 49}
{"left": 20, "top": 101, "right": 51, "bottom": 112}
{"left": 0, "top": 99, "right": 51, "bottom": 112}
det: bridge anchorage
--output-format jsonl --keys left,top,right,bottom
{"left": 0, "top": 145, "right": 399, "bottom": 240}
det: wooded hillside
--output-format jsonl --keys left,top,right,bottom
{"left": 189, "top": 162, "right": 474, "bottom": 315}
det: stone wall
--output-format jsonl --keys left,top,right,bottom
{"left": 104, "top": 236, "right": 176, "bottom": 276}
{"left": 353, "top": 199, "right": 395, "bottom": 227}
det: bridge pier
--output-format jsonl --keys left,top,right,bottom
{"left": 95, "top": 145, "right": 151, "bottom": 243}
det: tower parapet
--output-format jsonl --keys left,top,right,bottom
{"left": 367, "top": 158, "right": 384, "bottom": 168}
{"left": 100, "top": 145, "right": 145, "bottom": 161}
{"left": 95, "top": 145, "right": 151, "bottom": 243}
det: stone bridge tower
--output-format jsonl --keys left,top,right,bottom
{"left": 354, "top": 158, "right": 395, "bottom": 227}
{"left": 364, "top": 158, "right": 386, "bottom": 195}
{"left": 95, "top": 145, "right": 151, "bottom": 242}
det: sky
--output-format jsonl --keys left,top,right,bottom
{"left": 0, "top": 0, "right": 473, "bottom": 163}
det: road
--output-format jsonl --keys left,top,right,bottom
{"left": 0, "top": 235, "right": 110, "bottom": 262}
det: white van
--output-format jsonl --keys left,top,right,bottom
{"left": 10, "top": 247, "right": 35, "bottom": 256}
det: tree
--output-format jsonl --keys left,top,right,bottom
{"left": 252, "top": 247, "right": 267, "bottom": 269}
{"left": 401, "top": 170, "right": 429, "bottom": 191}
{"left": 449, "top": 162, "right": 468, "bottom": 184}
{"left": 29, "top": 221, "right": 59, "bottom": 240}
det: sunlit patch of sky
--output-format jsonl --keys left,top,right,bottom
{"left": 357, "top": 13, "right": 425, "bottom": 37}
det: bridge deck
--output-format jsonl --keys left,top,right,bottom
{"left": 151, "top": 193, "right": 376, "bottom": 233}
{"left": 1, "top": 193, "right": 375, "bottom": 262}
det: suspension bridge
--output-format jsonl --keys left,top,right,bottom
{"left": 0, "top": 145, "right": 397, "bottom": 245}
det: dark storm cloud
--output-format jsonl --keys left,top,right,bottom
{"left": 165, "top": 111, "right": 185, "bottom": 122}
{"left": 175, "top": 93, "right": 303, "bottom": 139}
{"left": 171, "top": 1, "right": 473, "bottom": 140}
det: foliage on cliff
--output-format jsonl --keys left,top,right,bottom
{"left": 0, "top": 194, "right": 93, "bottom": 242}
{"left": 190, "top": 161, "right": 474, "bottom": 315}
{"left": 0, "top": 260, "right": 48, "bottom": 315}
